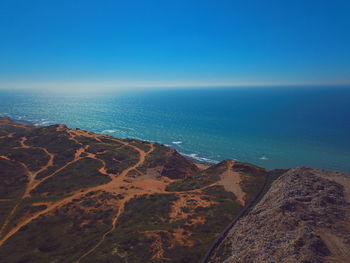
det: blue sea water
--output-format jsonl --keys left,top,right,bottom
{"left": 0, "top": 86, "right": 349, "bottom": 172}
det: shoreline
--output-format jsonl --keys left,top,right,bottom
{"left": 3, "top": 115, "right": 350, "bottom": 173}
{"left": 4, "top": 115, "right": 218, "bottom": 169}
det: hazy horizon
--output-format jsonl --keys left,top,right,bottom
{"left": 1, "top": 0, "right": 350, "bottom": 90}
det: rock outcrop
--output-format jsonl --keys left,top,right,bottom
{"left": 210, "top": 168, "right": 350, "bottom": 263}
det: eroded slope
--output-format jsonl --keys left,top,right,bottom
{"left": 210, "top": 168, "right": 350, "bottom": 263}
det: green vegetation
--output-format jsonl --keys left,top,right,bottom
{"left": 0, "top": 196, "right": 116, "bottom": 263}
{"left": 166, "top": 172, "right": 217, "bottom": 191}
{"left": 87, "top": 194, "right": 179, "bottom": 263}
{"left": 143, "top": 144, "right": 171, "bottom": 167}
{"left": 141, "top": 143, "right": 199, "bottom": 179}
{"left": 124, "top": 138, "right": 151, "bottom": 152}
{"left": 0, "top": 137, "right": 21, "bottom": 155}
{"left": 166, "top": 161, "right": 228, "bottom": 191}
{"left": 7, "top": 148, "right": 49, "bottom": 172}
{"left": 161, "top": 151, "right": 199, "bottom": 179}
{"left": 0, "top": 123, "right": 29, "bottom": 138}
{"left": 32, "top": 158, "right": 110, "bottom": 196}
{"left": 76, "top": 136, "right": 123, "bottom": 153}
{"left": 0, "top": 118, "right": 288, "bottom": 263}
{"left": 96, "top": 145, "right": 139, "bottom": 174}
{"left": 191, "top": 198, "right": 242, "bottom": 238}
{"left": 0, "top": 201, "right": 17, "bottom": 230}
{"left": 232, "top": 162, "right": 269, "bottom": 202}
{"left": 118, "top": 194, "right": 178, "bottom": 229}
{"left": 27, "top": 128, "right": 80, "bottom": 158}
{"left": 203, "top": 185, "right": 237, "bottom": 201}
{"left": 0, "top": 159, "right": 27, "bottom": 199}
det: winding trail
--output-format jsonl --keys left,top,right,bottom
{"left": 0, "top": 131, "right": 156, "bottom": 249}
{"left": 0, "top": 202, "right": 21, "bottom": 238}
{"left": 0, "top": 136, "right": 56, "bottom": 239}
{"left": 75, "top": 143, "right": 155, "bottom": 263}
{"left": 1, "top": 126, "right": 227, "bottom": 262}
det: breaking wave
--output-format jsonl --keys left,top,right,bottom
{"left": 180, "top": 152, "right": 218, "bottom": 164}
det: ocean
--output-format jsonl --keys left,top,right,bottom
{"left": 1, "top": 86, "right": 349, "bottom": 172}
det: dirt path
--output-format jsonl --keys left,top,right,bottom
{"left": 0, "top": 160, "right": 33, "bottom": 239}
{"left": 75, "top": 197, "right": 128, "bottom": 263}
{"left": 219, "top": 161, "right": 246, "bottom": 205}
{"left": 24, "top": 148, "right": 55, "bottom": 198}
{"left": 0, "top": 131, "right": 207, "bottom": 257}
{"left": 27, "top": 147, "right": 85, "bottom": 196}
{"left": 75, "top": 143, "right": 155, "bottom": 262}
{"left": 0, "top": 137, "right": 155, "bottom": 248}
{"left": 0, "top": 202, "right": 21, "bottom": 239}
{"left": 10, "top": 137, "right": 56, "bottom": 198}
{"left": 0, "top": 132, "right": 14, "bottom": 139}
{"left": 0, "top": 155, "right": 11, "bottom": 161}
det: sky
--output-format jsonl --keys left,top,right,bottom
{"left": 0, "top": 0, "right": 350, "bottom": 90}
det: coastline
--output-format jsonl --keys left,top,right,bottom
{"left": 4, "top": 115, "right": 217, "bottom": 169}
{"left": 2, "top": 114, "right": 350, "bottom": 173}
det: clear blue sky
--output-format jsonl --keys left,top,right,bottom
{"left": 0, "top": 0, "right": 349, "bottom": 89}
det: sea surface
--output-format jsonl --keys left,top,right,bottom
{"left": 1, "top": 86, "right": 350, "bottom": 172}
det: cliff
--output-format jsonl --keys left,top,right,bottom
{"left": 209, "top": 168, "right": 350, "bottom": 263}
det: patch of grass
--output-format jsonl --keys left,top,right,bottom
{"left": 118, "top": 194, "right": 178, "bottom": 228}
{"left": 143, "top": 144, "right": 199, "bottom": 180}
{"left": 27, "top": 128, "right": 80, "bottom": 156}
{"left": 161, "top": 151, "right": 199, "bottom": 179}
{"left": 76, "top": 136, "right": 124, "bottom": 154}
{"left": 0, "top": 137, "right": 21, "bottom": 155}
{"left": 203, "top": 185, "right": 237, "bottom": 201}
{"left": 232, "top": 162, "right": 269, "bottom": 202}
{"left": 166, "top": 161, "right": 228, "bottom": 191}
{"left": 31, "top": 158, "right": 111, "bottom": 196}
{"left": 87, "top": 194, "right": 178, "bottom": 262}
{"left": 191, "top": 199, "right": 242, "bottom": 242}
{"left": 0, "top": 200, "right": 17, "bottom": 231}
{"left": 0, "top": 123, "right": 29, "bottom": 138}
{"left": 0, "top": 198, "right": 116, "bottom": 263}
{"left": 0, "top": 159, "right": 28, "bottom": 199}
{"left": 7, "top": 148, "right": 49, "bottom": 172}
{"left": 143, "top": 144, "right": 171, "bottom": 167}
{"left": 124, "top": 138, "right": 151, "bottom": 152}
{"left": 1, "top": 200, "right": 48, "bottom": 237}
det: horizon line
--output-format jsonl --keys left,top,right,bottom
{"left": 0, "top": 80, "right": 349, "bottom": 92}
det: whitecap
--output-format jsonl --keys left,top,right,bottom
{"left": 172, "top": 141, "right": 182, "bottom": 145}
{"left": 180, "top": 152, "right": 218, "bottom": 164}
{"left": 102, "top": 129, "right": 118, "bottom": 133}
{"left": 259, "top": 156, "right": 268, "bottom": 160}
{"left": 41, "top": 121, "right": 52, "bottom": 125}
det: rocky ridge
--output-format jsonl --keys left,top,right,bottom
{"left": 209, "top": 168, "right": 350, "bottom": 263}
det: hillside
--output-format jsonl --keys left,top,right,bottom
{"left": 209, "top": 167, "right": 350, "bottom": 263}
{"left": 0, "top": 117, "right": 281, "bottom": 263}
{"left": 2, "top": 118, "right": 349, "bottom": 263}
